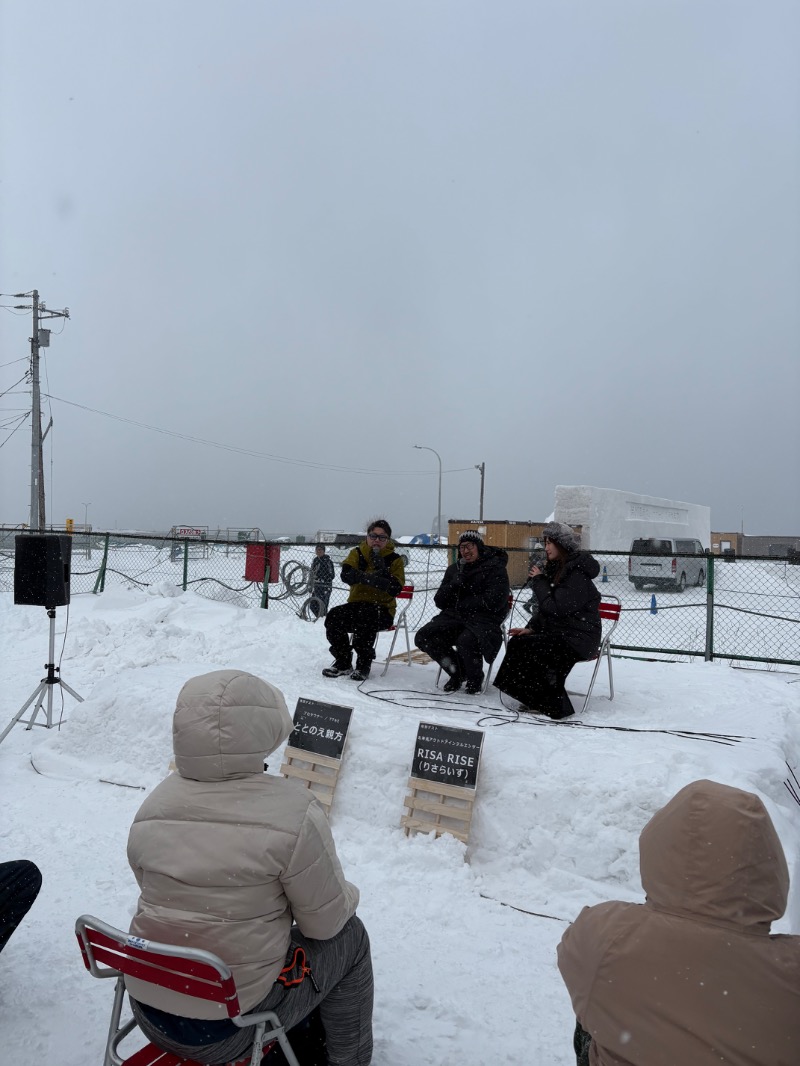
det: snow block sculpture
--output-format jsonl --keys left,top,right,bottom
{"left": 554, "top": 486, "right": 711, "bottom": 552}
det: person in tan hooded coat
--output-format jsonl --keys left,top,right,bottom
{"left": 557, "top": 779, "right": 800, "bottom": 1066}
{"left": 125, "top": 669, "right": 372, "bottom": 1065}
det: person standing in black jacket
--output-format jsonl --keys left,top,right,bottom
{"left": 493, "top": 522, "right": 600, "bottom": 719}
{"left": 309, "top": 544, "right": 335, "bottom": 618}
{"left": 415, "top": 530, "right": 511, "bottom": 694}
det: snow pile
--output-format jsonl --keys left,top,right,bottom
{"left": 1, "top": 588, "right": 798, "bottom": 1064}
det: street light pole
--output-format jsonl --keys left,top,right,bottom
{"left": 413, "top": 444, "right": 442, "bottom": 543}
{"left": 475, "top": 462, "right": 485, "bottom": 522}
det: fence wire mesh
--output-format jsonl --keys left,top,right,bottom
{"left": 0, "top": 531, "right": 797, "bottom": 667}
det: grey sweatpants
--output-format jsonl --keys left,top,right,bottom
{"left": 131, "top": 915, "right": 373, "bottom": 1066}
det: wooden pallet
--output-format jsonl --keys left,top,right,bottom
{"left": 401, "top": 776, "right": 477, "bottom": 843}
{"left": 280, "top": 746, "right": 342, "bottom": 813}
{"left": 390, "top": 648, "right": 431, "bottom": 664}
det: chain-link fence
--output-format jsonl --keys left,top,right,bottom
{"left": 1, "top": 531, "right": 798, "bottom": 667}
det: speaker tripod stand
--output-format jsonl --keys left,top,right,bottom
{"left": 0, "top": 607, "right": 84, "bottom": 747}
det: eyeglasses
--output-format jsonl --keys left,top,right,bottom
{"left": 367, "top": 532, "right": 388, "bottom": 541}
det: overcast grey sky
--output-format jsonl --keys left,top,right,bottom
{"left": 2, "top": 0, "right": 798, "bottom": 537}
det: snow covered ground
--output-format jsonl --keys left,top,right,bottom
{"left": 2, "top": 586, "right": 799, "bottom": 1065}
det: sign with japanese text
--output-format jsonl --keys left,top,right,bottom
{"left": 288, "top": 698, "right": 353, "bottom": 761}
{"left": 411, "top": 722, "right": 484, "bottom": 790}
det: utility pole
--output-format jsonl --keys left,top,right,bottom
{"left": 11, "top": 290, "right": 69, "bottom": 529}
{"left": 475, "top": 462, "right": 485, "bottom": 522}
{"left": 29, "top": 291, "right": 41, "bottom": 529}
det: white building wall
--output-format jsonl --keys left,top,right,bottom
{"left": 554, "top": 486, "right": 711, "bottom": 552}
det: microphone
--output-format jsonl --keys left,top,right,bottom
{"left": 526, "top": 551, "right": 547, "bottom": 584}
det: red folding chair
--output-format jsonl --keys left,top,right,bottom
{"left": 376, "top": 584, "right": 415, "bottom": 676}
{"left": 567, "top": 596, "right": 621, "bottom": 712}
{"left": 75, "top": 914, "right": 300, "bottom": 1066}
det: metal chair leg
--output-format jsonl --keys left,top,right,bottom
{"left": 606, "top": 645, "right": 614, "bottom": 701}
{"left": 106, "top": 976, "right": 137, "bottom": 1066}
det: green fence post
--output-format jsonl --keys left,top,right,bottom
{"left": 260, "top": 565, "right": 270, "bottom": 609}
{"left": 93, "top": 533, "right": 110, "bottom": 594}
{"left": 182, "top": 540, "right": 189, "bottom": 591}
{"left": 704, "top": 553, "right": 715, "bottom": 661}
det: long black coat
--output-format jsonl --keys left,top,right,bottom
{"left": 529, "top": 551, "right": 601, "bottom": 659}
{"left": 425, "top": 545, "right": 511, "bottom": 661}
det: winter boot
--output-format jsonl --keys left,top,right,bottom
{"left": 322, "top": 659, "right": 352, "bottom": 678}
{"left": 464, "top": 673, "right": 484, "bottom": 695}
{"left": 350, "top": 657, "right": 372, "bottom": 682}
{"left": 443, "top": 675, "right": 462, "bottom": 693}
{"left": 545, "top": 692, "right": 575, "bottom": 720}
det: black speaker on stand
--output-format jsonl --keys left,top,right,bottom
{"left": 1, "top": 535, "right": 84, "bottom": 747}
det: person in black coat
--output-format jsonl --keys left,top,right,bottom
{"left": 415, "top": 530, "right": 511, "bottom": 694}
{"left": 309, "top": 544, "right": 335, "bottom": 618}
{"left": 493, "top": 522, "right": 601, "bottom": 719}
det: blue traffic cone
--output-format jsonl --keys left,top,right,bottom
{"left": 602, "top": 565, "right": 608, "bottom": 583}
{"left": 650, "top": 594, "right": 657, "bottom": 615}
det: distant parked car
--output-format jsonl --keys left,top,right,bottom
{"left": 628, "top": 538, "right": 706, "bottom": 592}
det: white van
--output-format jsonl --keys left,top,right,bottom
{"left": 628, "top": 538, "right": 706, "bottom": 592}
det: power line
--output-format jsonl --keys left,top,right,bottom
{"left": 0, "top": 411, "right": 29, "bottom": 449}
{"left": 43, "top": 392, "right": 475, "bottom": 477}
{"left": 0, "top": 373, "right": 29, "bottom": 400}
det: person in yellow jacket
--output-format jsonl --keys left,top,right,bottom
{"left": 323, "top": 519, "right": 405, "bottom": 681}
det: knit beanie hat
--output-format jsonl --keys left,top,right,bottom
{"left": 458, "top": 530, "right": 484, "bottom": 548}
{"left": 541, "top": 522, "right": 580, "bottom": 553}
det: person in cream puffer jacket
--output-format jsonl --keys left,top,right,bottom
{"left": 126, "top": 669, "right": 372, "bottom": 1066}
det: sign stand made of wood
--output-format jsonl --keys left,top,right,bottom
{"left": 402, "top": 722, "right": 484, "bottom": 843}
{"left": 280, "top": 698, "right": 353, "bottom": 814}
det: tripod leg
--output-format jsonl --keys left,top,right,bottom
{"left": 58, "top": 679, "right": 84, "bottom": 703}
{"left": 27, "top": 685, "right": 49, "bottom": 730}
{"left": 0, "top": 682, "right": 48, "bottom": 745}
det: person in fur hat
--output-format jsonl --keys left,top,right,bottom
{"left": 415, "top": 530, "right": 511, "bottom": 694}
{"left": 493, "top": 522, "right": 600, "bottom": 718}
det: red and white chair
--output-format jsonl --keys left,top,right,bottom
{"left": 75, "top": 914, "right": 300, "bottom": 1066}
{"left": 568, "top": 596, "right": 622, "bottom": 712}
{"left": 376, "top": 584, "right": 415, "bottom": 676}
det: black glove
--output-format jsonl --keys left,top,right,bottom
{"left": 341, "top": 565, "right": 362, "bottom": 586}
{"left": 360, "top": 571, "right": 393, "bottom": 591}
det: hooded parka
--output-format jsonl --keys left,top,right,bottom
{"left": 557, "top": 779, "right": 800, "bottom": 1066}
{"left": 126, "top": 670, "right": 359, "bottom": 1019}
